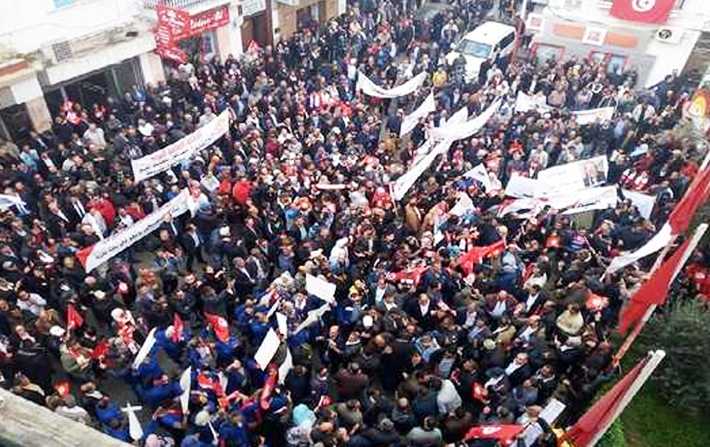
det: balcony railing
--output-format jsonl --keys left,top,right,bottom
{"left": 143, "top": 0, "right": 224, "bottom": 9}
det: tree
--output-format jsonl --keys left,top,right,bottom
{"left": 636, "top": 299, "right": 710, "bottom": 415}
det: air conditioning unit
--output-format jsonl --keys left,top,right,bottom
{"left": 655, "top": 27, "right": 682, "bottom": 44}
{"left": 52, "top": 41, "right": 73, "bottom": 63}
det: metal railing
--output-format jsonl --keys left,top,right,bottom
{"left": 143, "top": 0, "right": 221, "bottom": 9}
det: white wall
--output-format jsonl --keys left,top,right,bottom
{"left": 547, "top": 0, "right": 710, "bottom": 31}
{"left": 0, "top": 0, "right": 142, "bottom": 55}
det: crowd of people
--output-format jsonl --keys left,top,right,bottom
{"left": 0, "top": 0, "right": 707, "bottom": 446}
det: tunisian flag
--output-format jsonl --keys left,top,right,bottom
{"left": 565, "top": 355, "right": 650, "bottom": 446}
{"left": 610, "top": 0, "right": 675, "bottom": 24}
{"left": 605, "top": 166, "right": 710, "bottom": 275}
{"left": 617, "top": 237, "right": 691, "bottom": 333}
{"left": 67, "top": 303, "right": 84, "bottom": 330}
{"left": 458, "top": 239, "right": 506, "bottom": 275}
{"left": 667, "top": 166, "right": 710, "bottom": 235}
{"left": 172, "top": 313, "right": 184, "bottom": 343}
{"left": 204, "top": 313, "right": 230, "bottom": 342}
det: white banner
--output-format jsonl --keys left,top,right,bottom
{"left": 621, "top": 189, "right": 656, "bottom": 219}
{"left": 505, "top": 174, "right": 544, "bottom": 199}
{"left": 392, "top": 139, "right": 452, "bottom": 201}
{"left": 131, "top": 110, "right": 230, "bottom": 182}
{"left": 500, "top": 186, "right": 618, "bottom": 217}
{"left": 559, "top": 186, "right": 619, "bottom": 215}
{"left": 357, "top": 71, "right": 427, "bottom": 99}
{"left": 444, "top": 106, "right": 469, "bottom": 127}
{"left": 537, "top": 155, "right": 609, "bottom": 192}
{"left": 254, "top": 328, "right": 281, "bottom": 370}
{"left": 514, "top": 91, "right": 552, "bottom": 113}
{"left": 605, "top": 222, "right": 673, "bottom": 275}
{"left": 400, "top": 93, "right": 436, "bottom": 137}
{"left": 78, "top": 189, "right": 191, "bottom": 273}
{"left": 515, "top": 92, "right": 615, "bottom": 124}
{"left": 305, "top": 274, "right": 337, "bottom": 303}
{"left": 573, "top": 106, "right": 615, "bottom": 125}
{"left": 429, "top": 99, "right": 501, "bottom": 142}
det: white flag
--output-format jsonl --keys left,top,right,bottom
{"left": 132, "top": 327, "right": 157, "bottom": 368}
{"left": 121, "top": 403, "right": 143, "bottom": 441}
{"left": 305, "top": 274, "right": 337, "bottom": 303}
{"left": 254, "top": 328, "right": 281, "bottom": 370}
{"left": 179, "top": 366, "right": 192, "bottom": 416}
{"left": 463, "top": 164, "right": 492, "bottom": 191}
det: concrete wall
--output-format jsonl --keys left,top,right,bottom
{"left": 0, "top": 0, "right": 142, "bottom": 55}
{"left": 0, "top": 388, "right": 131, "bottom": 447}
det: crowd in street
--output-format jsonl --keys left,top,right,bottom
{"left": 0, "top": 0, "right": 707, "bottom": 446}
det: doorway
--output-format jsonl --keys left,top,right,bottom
{"left": 0, "top": 104, "right": 32, "bottom": 143}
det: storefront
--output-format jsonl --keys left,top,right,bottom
{"left": 276, "top": 0, "right": 340, "bottom": 40}
{"left": 42, "top": 57, "right": 144, "bottom": 115}
{"left": 240, "top": 0, "right": 271, "bottom": 48}
{"left": 0, "top": 60, "right": 52, "bottom": 142}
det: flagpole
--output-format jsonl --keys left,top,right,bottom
{"left": 613, "top": 223, "right": 708, "bottom": 365}
{"left": 587, "top": 350, "right": 666, "bottom": 447}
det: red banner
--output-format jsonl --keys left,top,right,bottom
{"left": 156, "top": 4, "right": 191, "bottom": 38}
{"left": 154, "top": 4, "right": 229, "bottom": 64}
{"left": 610, "top": 0, "right": 674, "bottom": 24}
{"left": 156, "top": 44, "right": 188, "bottom": 64}
{"left": 188, "top": 5, "right": 230, "bottom": 38}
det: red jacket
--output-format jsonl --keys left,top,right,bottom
{"left": 232, "top": 180, "right": 253, "bottom": 205}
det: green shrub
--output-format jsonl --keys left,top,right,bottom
{"left": 597, "top": 419, "right": 627, "bottom": 447}
{"left": 636, "top": 299, "right": 710, "bottom": 415}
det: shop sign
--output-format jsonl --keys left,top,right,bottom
{"left": 241, "top": 0, "right": 266, "bottom": 17}
{"left": 187, "top": 5, "right": 230, "bottom": 38}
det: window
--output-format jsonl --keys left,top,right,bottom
{"left": 607, "top": 54, "right": 627, "bottom": 75}
{"left": 588, "top": 51, "right": 627, "bottom": 75}
{"left": 201, "top": 32, "right": 218, "bottom": 59}
{"left": 533, "top": 44, "right": 564, "bottom": 64}
{"left": 456, "top": 40, "right": 492, "bottom": 58}
{"left": 499, "top": 32, "right": 515, "bottom": 50}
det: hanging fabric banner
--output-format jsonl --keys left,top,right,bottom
{"left": 76, "top": 189, "right": 191, "bottom": 273}
{"left": 400, "top": 93, "right": 436, "bottom": 137}
{"left": 429, "top": 99, "right": 501, "bottom": 142}
{"left": 131, "top": 110, "right": 230, "bottom": 182}
{"left": 356, "top": 71, "right": 427, "bottom": 99}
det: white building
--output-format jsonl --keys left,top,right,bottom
{"left": 528, "top": 0, "right": 710, "bottom": 88}
{"left": 0, "top": 0, "right": 245, "bottom": 142}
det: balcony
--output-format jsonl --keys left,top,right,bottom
{"left": 143, "top": 0, "right": 232, "bottom": 12}
{"left": 142, "top": 0, "right": 234, "bottom": 21}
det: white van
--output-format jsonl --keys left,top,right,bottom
{"left": 445, "top": 21, "right": 517, "bottom": 80}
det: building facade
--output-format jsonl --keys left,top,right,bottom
{"left": 0, "top": 0, "right": 168, "bottom": 141}
{"left": 528, "top": 0, "right": 710, "bottom": 89}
